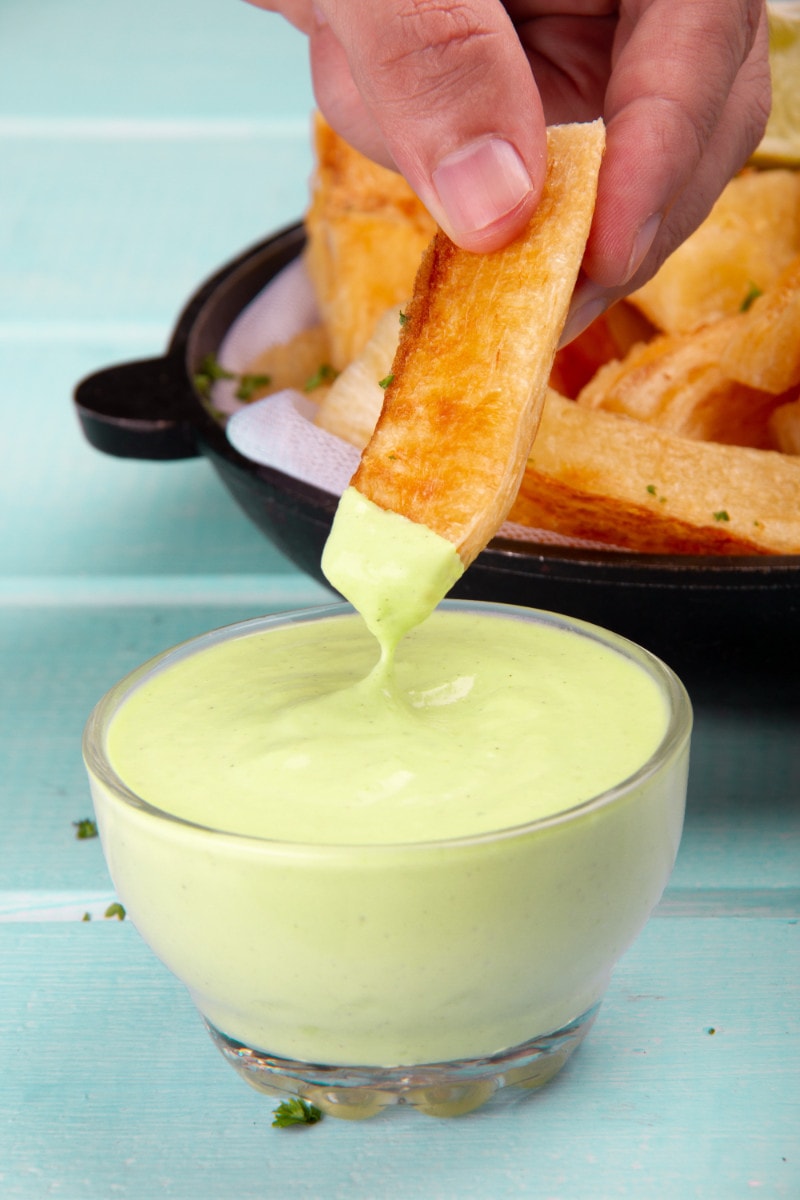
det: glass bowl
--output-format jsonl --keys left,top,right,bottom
{"left": 83, "top": 600, "right": 691, "bottom": 1118}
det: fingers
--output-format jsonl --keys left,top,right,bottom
{"left": 310, "top": 0, "right": 548, "bottom": 252}
{"left": 582, "top": 0, "right": 770, "bottom": 292}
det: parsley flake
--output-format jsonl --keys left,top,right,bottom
{"left": 73, "top": 818, "right": 98, "bottom": 840}
{"left": 193, "top": 354, "right": 271, "bottom": 403}
{"left": 399, "top": 310, "right": 408, "bottom": 325}
{"left": 646, "top": 484, "right": 667, "bottom": 503}
{"left": 272, "top": 1097, "right": 323, "bottom": 1128}
{"left": 304, "top": 363, "right": 338, "bottom": 391}
{"left": 740, "top": 282, "right": 763, "bottom": 312}
{"left": 193, "top": 353, "right": 236, "bottom": 398}
{"left": 713, "top": 510, "right": 730, "bottom": 522}
{"left": 379, "top": 374, "right": 394, "bottom": 389}
{"left": 104, "top": 902, "right": 126, "bottom": 921}
{"left": 235, "top": 372, "right": 272, "bottom": 402}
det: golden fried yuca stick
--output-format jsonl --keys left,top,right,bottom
{"left": 305, "top": 114, "right": 436, "bottom": 370}
{"left": 576, "top": 319, "right": 787, "bottom": 449}
{"left": 769, "top": 397, "right": 800, "bottom": 455}
{"left": 508, "top": 390, "right": 800, "bottom": 555}
{"left": 349, "top": 120, "right": 605, "bottom": 570}
{"left": 719, "top": 253, "right": 800, "bottom": 394}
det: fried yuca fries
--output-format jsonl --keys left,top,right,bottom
{"left": 628, "top": 168, "right": 800, "bottom": 335}
{"left": 241, "top": 325, "right": 333, "bottom": 403}
{"left": 576, "top": 319, "right": 790, "bottom": 449}
{"left": 315, "top": 305, "right": 401, "bottom": 449}
{"left": 350, "top": 120, "right": 605, "bottom": 570}
{"left": 304, "top": 114, "right": 435, "bottom": 371}
{"left": 508, "top": 390, "right": 800, "bottom": 555}
{"left": 549, "top": 301, "right": 655, "bottom": 398}
{"left": 769, "top": 397, "right": 800, "bottom": 455}
{"left": 719, "top": 253, "right": 800, "bottom": 395}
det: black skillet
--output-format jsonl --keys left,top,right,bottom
{"left": 74, "top": 221, "right": 800, "bottom": 695}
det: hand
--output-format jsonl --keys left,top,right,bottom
{"left": 249, "top": 1, "right": 770, "bottom": 336}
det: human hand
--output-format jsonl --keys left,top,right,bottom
{"left": 249, "top": 1, "right": 770, "bottom": 338}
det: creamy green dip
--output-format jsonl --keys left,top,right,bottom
{"left": 93, "top": 495, "right": 688, "bottom": 1068}
{"left": 107, "top": 607, "right": 668, "bottom": 845}
{"left": 321, "top": 486, "right": 464, "bottom": 663}
{"left": 94, "top": 601, "right": 688, "bottom": 1066}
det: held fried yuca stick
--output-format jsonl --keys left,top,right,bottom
{"left": 322, "top": 121, "right": 605, "bottom": 647}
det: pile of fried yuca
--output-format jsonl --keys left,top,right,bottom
{"left": 243, "top": 114, "right": 800, "bottom": 557}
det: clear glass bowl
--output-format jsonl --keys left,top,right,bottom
{"left": 83, "top": 600, "right": 691, "bottom": 1118}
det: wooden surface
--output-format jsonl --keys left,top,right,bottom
{"left": 1, "top": 3, "right": 798, "bottom": 1196}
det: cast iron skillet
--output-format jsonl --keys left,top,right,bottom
{"left": 74, "top": 221, "right": 800, "bottom": 692}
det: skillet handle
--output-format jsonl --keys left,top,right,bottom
{"left": 74, "top": 354, "right": 200, "bottom": 460}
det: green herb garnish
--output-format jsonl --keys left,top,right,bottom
{"left": 399, "top": 310, "right": 408, "bottom": 325}
{"left": 272, "top": 1097, "right": 323, "bottom": 1128}
{"left": 235, "top": 372, "right": 272, "bottom": 402}
{"left": 646, "top": 484, "right": 667, "bottom": 503}
{"left": 73, "top": 818, "right": 98, "bottom": 840}
{"left": 378, "top": 374, "right": 394, "bottom": 389}
{"left": 713, "top": 510, "right": 730, "bottom": 522}
{"left": 193, "top": 353, "right": 236, "bottom": 398}
{"left": 740, "top": 282, "right": 763, "bottom": 312}
{"left": 104, "top": 902, "right": 126, "bottom": 921}
{"left": 304, "top": 363, "right": 338, "bottom": 392}
{"left": 193, "top": 354, "right": 271, "bottom": 403}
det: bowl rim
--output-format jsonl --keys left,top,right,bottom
{"left": 83, "top": 599, "right": 692, "bottom": 854}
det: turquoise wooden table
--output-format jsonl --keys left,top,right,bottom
{"left": 1, "top": 3, "right": 798, "bottom": 1196}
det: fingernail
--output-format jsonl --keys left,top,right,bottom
{"left": 623, "top": 213, "right": 662, "bottom": 284}
{"left": 432, "top": 137, "right": 533, "bottom": 242}
{"left": 558, "top": 281, "right": 609, "bottom": 348}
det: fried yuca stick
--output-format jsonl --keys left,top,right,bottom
{"left": 349, "top": 120, "right": 605, "bottom": 570}
{"left": 508, "top": 390, "right": 800, "bottom": 555}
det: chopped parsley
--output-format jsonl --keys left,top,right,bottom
{"left": 193, "top": 353, "right": 271, "bottom": 402}
{"left": 73, "top": 818, "right": 98, "bottom": 840}
{"left": 235, "top": 371, "right": 273, "bottom": 402}
{"left": 740, "top": 282, "right": 763, "bottom": 312}
{"left": 304, "top": 363, "right": 338, "bottom": 392}
{"left": 713, "top": 510, "right": 730, "bottom": 522}
{"left": 272, "top": 1097, "right": 323, "bottom": 1128}
{"left": 646, "top": 484, "right": 667, "bottom": 504}
{"left": 193, "top": 353, "right": 235, "bottom": 397}
{"left": 378, "top": 374, "right": 394, "bottom": 389}
{"left": 399, "top": 310, "right": 408, "bottom": 325}
{"left": 104, "top": 902, "right": 126, "bottom": 921}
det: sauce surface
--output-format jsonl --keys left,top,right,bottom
{"left": 107, "top": 608, "right": 668, "bottom": 845}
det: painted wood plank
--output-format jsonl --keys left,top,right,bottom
{"left": 0, "top": 340, "right": 318, "bottom": 578}
{"left": 0, "top": 0, "right": 312, "bottom": 123}
{"left": 0, "top": 136, "right": 311, "bottom": 328}
{"left": 0, "top": 919, "right": 797, "bottom": 1199}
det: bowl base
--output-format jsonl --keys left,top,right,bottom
{"left": 205, "top": 1004, "right": 600, "bottom": 1119}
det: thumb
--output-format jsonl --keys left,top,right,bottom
{"left": 310, "top": 0, "right": 547, "bottom": 252}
